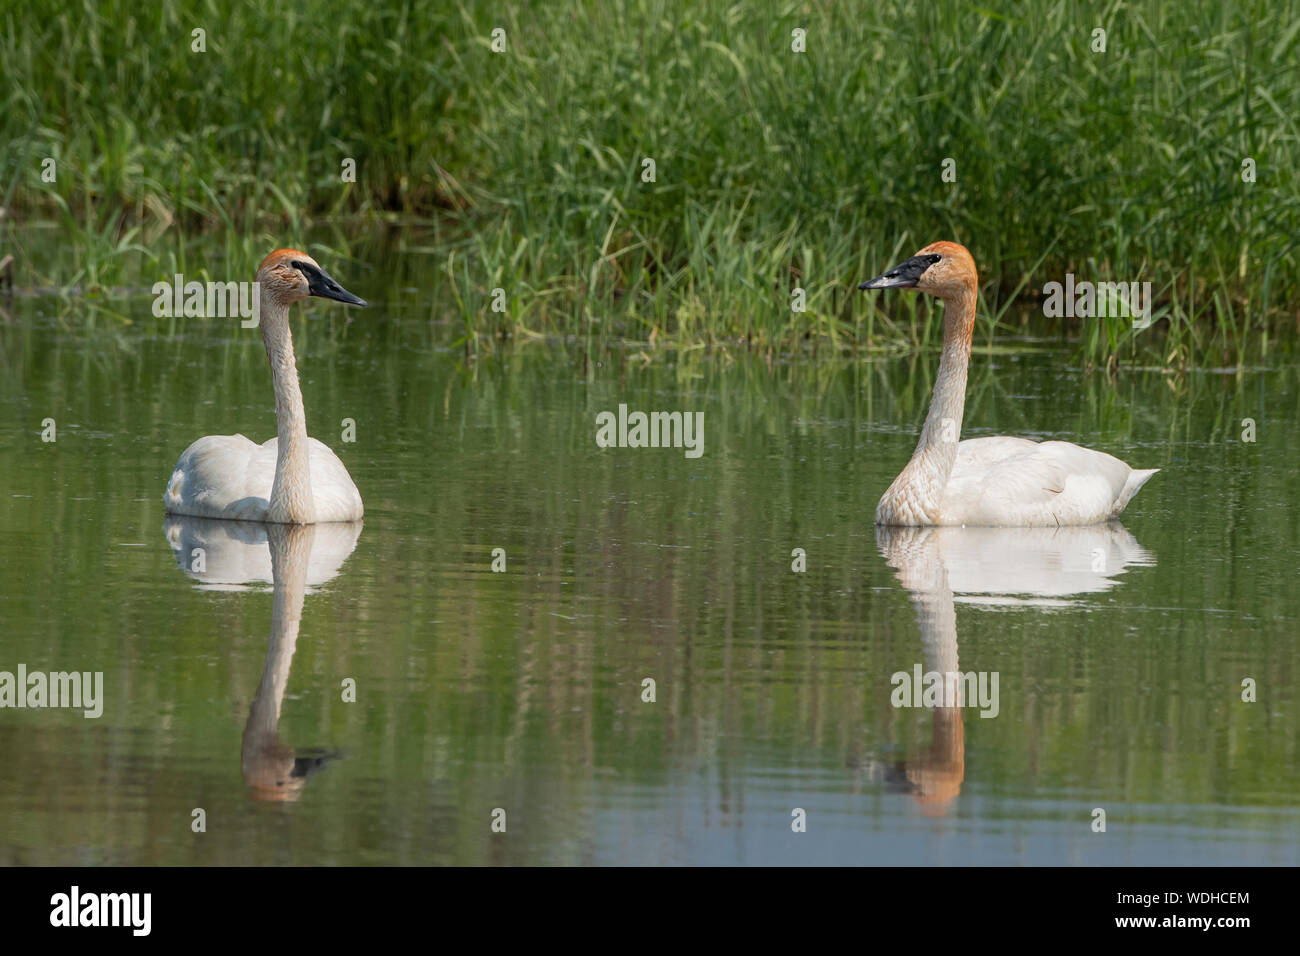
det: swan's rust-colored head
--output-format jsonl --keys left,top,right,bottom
{"left": 256, "top": 248, "right": 366, "bottom": 308}
{"left": 859, "top": 241, "right": 977, "bottom": 300}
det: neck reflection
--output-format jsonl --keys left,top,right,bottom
{"left": 873, "top": 523, "right": 1155, "bottom": 814}
{"left": 164, "top": 516, "right": 361, "bottom": 802}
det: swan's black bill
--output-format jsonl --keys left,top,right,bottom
{"left": 858, "top": 253, "right": 942, "bottom": 290}
{"left": 295, "top": 259, "right": 367, "bottom": 307}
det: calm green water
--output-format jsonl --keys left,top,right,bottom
{"left": 1, "top": 239, "right": 1298, "bottom": 865}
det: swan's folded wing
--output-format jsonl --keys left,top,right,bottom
{"left": 164, "top": 434, "right": 276, "bottom": 520}
{"left": 945, "top": 439, "right": 1133, "bottom": 526}
{"left": 950, "top": 436, "right": 1039, "bottom": 470}
{"left": 306, "top": 439, "right": 364, "bottom": 522}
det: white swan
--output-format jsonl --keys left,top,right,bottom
{"left": 859, "top": 241, "right": 1158, "bottom": 526}
{"left": 163, "top": 249, "right": 366, "bottom": 524}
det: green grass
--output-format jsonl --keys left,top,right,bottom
{"left": 3, "top": 0, "right": 1299, "bottom": 366}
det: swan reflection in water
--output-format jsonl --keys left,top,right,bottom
{"left": 866, "top": 522, "right": 1155, "bottom": 814}
{"left": 164, "top": 517, "right": 361, "bottom": 801}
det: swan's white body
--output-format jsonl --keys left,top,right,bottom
{"left": 165, "top": 436, "right": 362, "bottom": 523}
{"left": 864, "top": 242, "right": 1157, "bottom": 527}
{"left": 905, "top": 435, "right": 1157, "bottom": 527}
{"left": 163, "top": 249, "right": 365, "bottom": 525}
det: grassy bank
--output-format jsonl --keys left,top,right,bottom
{"left": 3, "top": 0, "right": 1298, "bottom": 365}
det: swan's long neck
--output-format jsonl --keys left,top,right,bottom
{"left": 261, "top": 292, "right": 314, "bottom": 524}
{"left": 876, "top": 286, "right": 977, "bottom": 525}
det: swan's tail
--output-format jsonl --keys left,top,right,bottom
{"left": 1112, "top": 467, "right": 1159, "bottom": 516}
